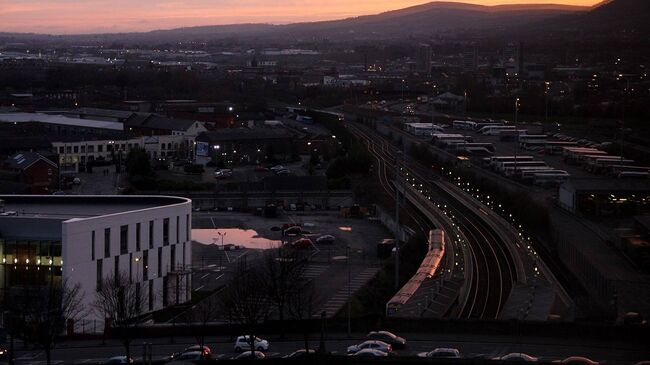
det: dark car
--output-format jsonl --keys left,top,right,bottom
{"left": 283, "top": 349, "right": 316, "bottom": 358}
{"left": 366, "top": 331, "right": 407, "bottom": 349}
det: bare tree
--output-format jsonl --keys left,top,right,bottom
{"left": 260, "top": 249, "right": 307, "bottom": 336}
{"left": 94, "top": 273, "right": 146, "bottom": 361}
{"left": 287, "top": 279, "right": 317, "bottom": 354}
{"left": 182, "top": 291, "right": 221, "bottom": 350}
{"left": 25, "top": 279, "right": 86, "bottom": 365}
{"left": 219, "top": 267, "right": 270, "bottom": 356}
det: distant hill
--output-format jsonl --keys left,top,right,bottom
{"left": 2, "top": 0, "right": 647, "bottom": 44}
{"left": 529, "top": 0, "right": 650, "bottom": 37}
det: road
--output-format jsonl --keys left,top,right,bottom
{"left": 12, "top": 332, "right": 649, "bottom": 364}
{"left": 346, "top": 121, "right": 519, "bottom": 319}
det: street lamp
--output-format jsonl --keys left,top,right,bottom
{"left": 514, "top": 97, "right": 520, "bottom": 123}
{"left": 544, "top": 82, "right": 550, "bottom": 123}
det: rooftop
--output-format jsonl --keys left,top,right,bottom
{"left": 0, "top": 195, "right": 189, "bottom": 220}
{"left": 198, "top": 128, "right": 295, "bottom": 143}
{"left": 0, "top": 112, "right": 123, "bottom": 131}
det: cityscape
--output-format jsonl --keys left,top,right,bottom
{"left": 0, "top": 0, "right": 649, "bottom": 364}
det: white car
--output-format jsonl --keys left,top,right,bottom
{"left": 418, "top": 348, "right": 461, "bottom": 358}
{"left": 73, "top": 177, "right": 81, "bottom": 185}
{"left": 269, "top": 165, "right": 284, "bottom": 171}
{"left": 496, "top": 353, "right": 538, "bottom": 362}
{"left": 234, "top": 335, "right": 269, "bottom": 352}
{"left": 351, "top": 348, "right": 389, "bottom": 357}
{"left": 347, "top": 340, "right": 391, "bottom": 354}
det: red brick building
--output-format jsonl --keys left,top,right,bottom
{"left": 3, "top": 152, "right": 58, "bottom": 194}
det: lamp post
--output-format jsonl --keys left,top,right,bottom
{"left": 514, "top": 97, "right": 520, "bottom": 124}
{"left": 544, "top": 82, "right": 550, "bottom": 123}
{"left": 346, "top": 245, "right": 351, "bottom": 337}
{"left": 216, "top": 231, "right": 226, "bottom": 268}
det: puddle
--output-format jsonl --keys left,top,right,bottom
{"left": 192, "top": 228, "right": 281, "bottom": 249}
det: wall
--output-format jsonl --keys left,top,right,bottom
{"left": 61, "top": 198, "right": 192, "bottom": 321}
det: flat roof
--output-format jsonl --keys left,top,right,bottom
{"left": 0, "top": 195, "right": 190, "bottom": 220}
{"left": 0, "top": 112, "right": 123, "bottom": 131}
{"left": 561, "top": 178, "right": 650, "bottom": 193}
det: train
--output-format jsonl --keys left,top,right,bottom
{"left": 386, "top": 229, "right": 446, "bottom": 316}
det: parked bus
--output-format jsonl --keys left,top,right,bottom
{"left": 452, "top": 120, "right": 477, "bottom": 130}
{"left": 521, "top": 168, "right": 559, "bottom": 182}
{"left": 503, "top": 165, "right": 550, "bottom": 177}
{"left": 533, "top": 171, "right": 570, "bottom": 186}
{"left": 480, "top": 125, "right": 516, "bottom": 135}
{"left": 544, "top": 141, "right": 579, "bottom": 155}
{"left": 496, "top": 160, "right": 548, "bottom": 173}
{"left": 487, "top": 155, "right": 535, "bottom": 168}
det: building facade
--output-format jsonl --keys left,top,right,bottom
{"left": 0, "top": 195, "right": 192, "bottom": 321}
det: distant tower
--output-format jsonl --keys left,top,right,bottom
{"left": 416, "top": 43, "right": 432, "bottom": 77}
{"left": 462, "top": 44, "right": 478, "bottom": 72}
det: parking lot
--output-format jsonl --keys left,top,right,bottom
{"left": 190, "top": 210, "right": 391, "bottom": 318}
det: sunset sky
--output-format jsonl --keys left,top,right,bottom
{"left": 0, "top": 0, "right": 603, "bottom": 34}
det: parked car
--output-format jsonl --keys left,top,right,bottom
{"left": 105, "top": 356, "right": 134, "bottom": 364}
{"left": 235, "top": 351, "right": 265, "bottom": 360}
{"left": 347, "top": 340, "right": 392, "bottom": 354}
{"left": 555, "top": 357, "right": 599, "bottom": 365}
{"left": 283, "top": 349, "right": 316, "bottom": 358}
{"left": 495, "top": 353, "right": 538, "bottom": 362}
{"left": 214, "top": 169, "right": 233, "bottom": 179}
{"left": 366, "top": 330, "right": 406, "bottom": 349}
{"left": 315, "top": 234, "right": 336, "bottom": 244}
{"left": 234, "top": 336, "right": 269, "bottom": 352}
{"left": 418, "top": 348, "right": 461, "bottom": 358}
{"left": 254, "top": 166, "right": 270, "bottom": 172}
{"left": 292, "top": 237, "right": 313, "bottom": 249}
{"left": 351, "top": 349, "right": 389, "bottom": 357}
{"left": 170, "top": 351, "right": 209, "bottom": 362}
{"left": 275, "top": 169, "right": 291, "bottom": 176}
{"left": 284, "top": 226, "right": 302, "bottom": 235}
{"left": 72, "top": 177, "right": 81, "bottom": 185}
{"left": 170, "top": 345, "right": 211, "bottom": 360}
{"left": 270, "top": 165, "right": 284, "bottom": 171}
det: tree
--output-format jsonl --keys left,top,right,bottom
{"left": 183, "top": 292, "right": 220, "bottom": 351}
{"left": 94, "top": 273, "right": 146, "bottom": 361}
{"left": 260, "top": 250, "right": 307, "bottom": 337}
{"left": 219, "top": 268, "right": 270, "bottom": 356}
{"left": 25, "top": 280, "right": 86, "bottom": 365}
{"left": 287, "top": 280, "right": 318, "bottom": 354}
{"left": 125, "top": 148, "right": 154, "bottom": 178}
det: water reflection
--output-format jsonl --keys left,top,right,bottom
{"left": 192, "top": 228, "right": 281, "bottom": 249}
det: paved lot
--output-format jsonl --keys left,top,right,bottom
{"left": 189, "top": 211, "right": 391, "bottom": 318}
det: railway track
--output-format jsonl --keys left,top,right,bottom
{"left": 348, "top": 121, "right": 517, "bottom": 319}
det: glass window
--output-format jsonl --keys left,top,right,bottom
{"left": 120, "top": 225, "right": 128, "bottom": 254}
{"left": 176, "top": 216, "right": 179, "bottom": 244}
{"left": 98, "top": 145, "right": 103, "bottom": 153}
{"left": 96, "top": 259, "right": 103, "bottom": 291}
{"left": 91, "top": 231, "right": 95, "bottom": 260}
{"left": 136, "top": 223, "right": 141, "bottom": 251}
{"left": 88, "top": 145, "right": 94, "bottom": 153}
{"left": 104, "top": 228, "right": 110, "bottom": 258}
{"left": 170, "top": 245, "right": 176, "bottom": 271}
{"left": 80, "top": 145, "right": 85, "bottom": 153}
{"left": 149, "top": 280, "right": 154, "bottom": 311}
{"left": 186, "top": 214, "right": 190, "bottom": 242}
{"left": 114, "top": 256, "right": 120, "bottom": 282}
{"left": 149, "top": 220, "right": 154, "bottom": 249}
{"left": 73, "top": 146, "right": 79, "bottom": 153}
{"left": 143, "top": 250, "right": 148, "bottom": 281}
{"left": 157, "top": 247, "right": 162, "bottom": 277}
{"left": 163, "top": 218, "right": 169, "bottom": 246}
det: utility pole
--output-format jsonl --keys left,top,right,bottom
{"left": 514, "top": 97, "right": 520, "bottom": 124}
{"left": 544, "top": 81, "right": 550, "bottom": 123}
{"left": 394, "top": 151, "right": 402, "bottom": 291}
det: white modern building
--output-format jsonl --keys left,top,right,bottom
{"left": 0, "top": 195, "right": 192, "bottom": 321}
